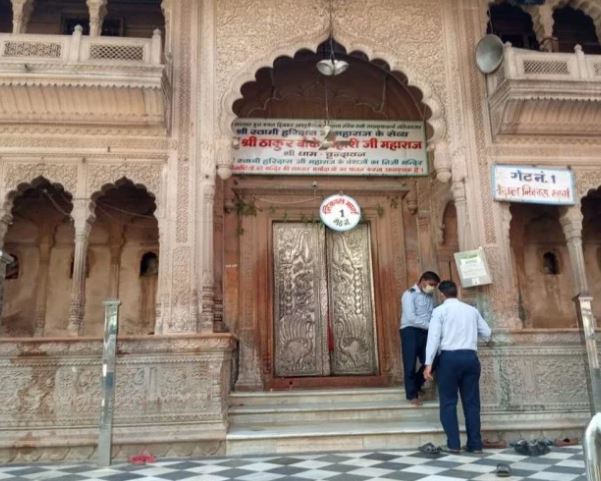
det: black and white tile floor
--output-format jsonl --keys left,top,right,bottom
{"left": 0, "top": 446, "right": 585, "bottom": 481}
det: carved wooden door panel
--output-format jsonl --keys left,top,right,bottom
{"left": 327, "top": 225, "right": 378, "bottom": 375}
{"left": 273, "top": 223, "right": 377, "bottom": 378}
{"left": 273, "top": 223, "right": 329, "bottom": 377}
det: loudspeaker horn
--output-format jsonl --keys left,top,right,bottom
{"left": 475, "top": 34, "right": 504, "bottom": 74}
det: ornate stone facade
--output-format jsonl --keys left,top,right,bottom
{"left": 0, "top": 0, "right": 599, "bottom": 462}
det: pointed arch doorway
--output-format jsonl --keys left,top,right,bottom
{"left": 224, "top": 39, "right": 435, "bottom": 390}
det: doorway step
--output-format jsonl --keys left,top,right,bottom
{"left": 226, "top": 387, "right": 444, "bottom": 456}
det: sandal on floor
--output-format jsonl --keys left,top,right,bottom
{"left": 483, "top": 439, "right": 507, "bottom": 449}
{"left": 418, "top": 442, "right": 441, "bottom": 458}
{"left": 409, "top": 397, "right": 423, "bottom": 407}
{"left": 496, "top": 463, "right": 511, "bottom": 477}
{"left": 554, "top": 437, "right": 579, "bottom": 447}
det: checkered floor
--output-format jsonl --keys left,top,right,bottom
{"left": 0, "top": 446, "right": 585, "bottom": 481}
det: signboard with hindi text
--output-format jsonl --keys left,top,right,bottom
{"left": 454, "top": 248, "right": 493, "bottom": 289}
{"left": 232, "top": 118, "right": 427, "bottom": 176}
{"left": 493, "top": 165, "right": 575, "bottom": 205}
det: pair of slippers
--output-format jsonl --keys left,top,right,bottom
{"left": 417, "top": 444, "right": 511, "bottom": 477}
{"left": 511, "top": 438, "right": 552, "bottom": 456}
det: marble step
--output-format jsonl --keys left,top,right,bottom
{"left": 226, "top": 420, "right": 446, "bottom": 456}
{"left": 229, "top": 399, "right": 439, "bottom": 424}
{"left": 229, "top": 387, "right": 415, "bottom": 406}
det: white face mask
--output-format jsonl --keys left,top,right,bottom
{"left": 422, "top": 285, "right": 436, "bottom": 295}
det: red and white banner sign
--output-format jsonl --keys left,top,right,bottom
{"left": 232, "top": 118, "right": 427, "bottom": 176}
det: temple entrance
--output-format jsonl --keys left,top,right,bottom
{"left": 223, "top": 38, "right": 440, "bottom": 391}
{"left": 273, "top": 223, "right": 377, "bottom": 378}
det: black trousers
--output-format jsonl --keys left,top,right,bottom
{"left": 400, "top": 326, "right": 428, "bottom": 400}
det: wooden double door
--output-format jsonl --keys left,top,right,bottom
{"left": 272, "top": 222, "right": 378, "bottom": 378}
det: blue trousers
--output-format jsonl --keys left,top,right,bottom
{"left": 400, "top": 327, "right": 428, "bottom": 400}
{"left": 437, "top": 350, "right": 482, "bottom": 451}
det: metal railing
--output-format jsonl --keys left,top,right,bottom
{"left": 585, "top": 413, "right": 601, "bottom": 481}
{"left": 575, "top": 295, "right": 601, "bottom": 480}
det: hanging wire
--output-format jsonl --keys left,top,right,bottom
{"left": 95, "top": 204, "right": 158, "bottom": 230}
{"left": 324, "top": 76, "right": 330, "bottom": 124}
{"left": 97, "top": 201, "right": 157, "bottom": 220}
{"left": 42, "top": 189, "right": 72, "bottom": 218}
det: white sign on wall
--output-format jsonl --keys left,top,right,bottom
{"left": 493, "top": 165, "right": 575, "bottom": 205}
{"left": 454, "top": 248, "right": 493, "bottom": 288}
{"left": 232, "top": 118, "right": 427, "bottom": 176}
{"left": 319, "top": 194, "right": 361, "bottom": 232}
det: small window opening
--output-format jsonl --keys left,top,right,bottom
{"left": 543, "top": 252, "right": 560, "bottom": 275}
{"left": 5, "top": 254, "right": 19, "bottom": 280}
{"left": 140, "top": 252, "right": 158, "bottom": 277}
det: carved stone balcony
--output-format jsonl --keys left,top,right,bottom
{"left": 486, "top": 45, "right": 601, "bottom": 138}
{"left": 0, "top": 28, "right": 169, "bottom": 129}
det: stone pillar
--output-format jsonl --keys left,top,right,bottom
{"left": 452, "top": 179, "right": 471, "bottom": 250}
{"left": 67, "top": 200, "right": 95, "bottom": 335}
{"left": 86, "top": 0, "right": 107, "bottom": 37}
{"left": 160, "top": 0, "right": 198, "bottom": 333}
{"left": 33, "top": 229, "right": 54, "bottom": 337}
{"left": 10, "top": 0, "right": 33, "bottom": 34}
{"left": 160, "top": 0, "right": 173, "bottom": 53}
{"left": 560, "top": 204, "right": 589, "bottom": 296}
{"left": 0, "top": 251, "right": 13, "bottom": 320}
{"left": 107, "top": 225, "right": 124, "bottom": 299}
{"left": 195, "top": 0, "right": 217, "bottom": 334}
{"left": 0, "top": 212, "right": 13, "bottom": 249}
{"left": 199, "top": 182, "right": 215, "bottom": 332}
{"left": 527, "top": 4, "right": 557, "bottom": 52}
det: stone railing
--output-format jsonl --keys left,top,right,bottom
{"left": 487, "top": 44, "right": 601, "bottom": 94}
{"left": 0, "top": 27, "right": 162, "bottom": 66}
{"left": 0, "top": 334, "right": 236, "bottom": 463}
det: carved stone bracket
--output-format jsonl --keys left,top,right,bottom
{"left": 215, "top": 138, "right": 233, "bottom": 181}
{"left": 431, "top": 140, "right": 451, "bottom": 183}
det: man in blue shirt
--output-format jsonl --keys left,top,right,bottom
{"left": 424, "top": 280, "right": 492, "bottom": 454}
{"left": 400, "top": 271, "right": 440, "bottom": 406}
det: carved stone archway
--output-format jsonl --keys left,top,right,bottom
{"left": 89, "top": 177, "right": 162, "bottom": 335}
{"left": 217, "top": 36, "right": 448, "bottom": 181}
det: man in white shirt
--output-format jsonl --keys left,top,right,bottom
{"left": 423, "top": 280, "right": 492, "bottom": 454}
{"left": 400, "top": 271, "right": 440, "bottom": 406}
